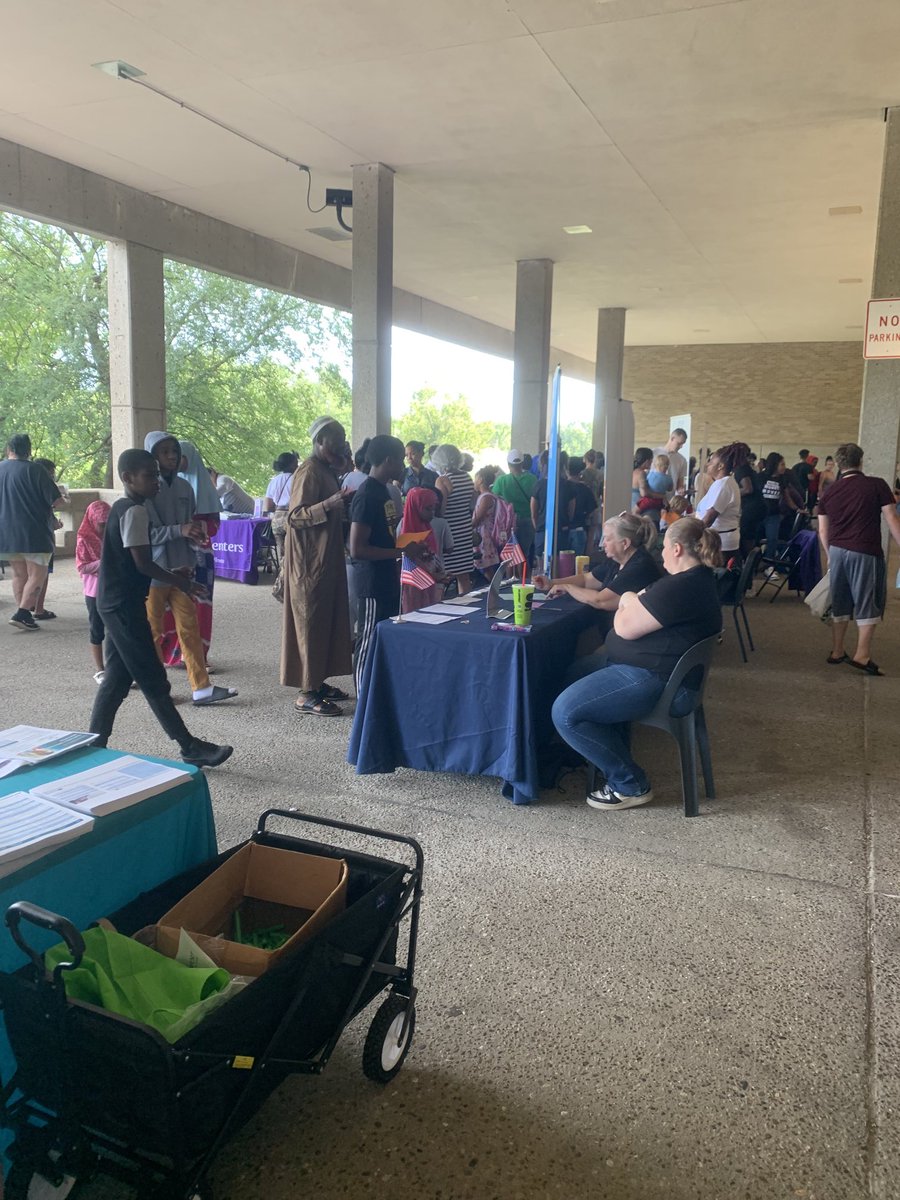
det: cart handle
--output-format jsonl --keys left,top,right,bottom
{"left": 5, "top": 901, "right": 85, "bottom": 981}
{"left": 256, "top": 808, "right": 424, "bottom": 877}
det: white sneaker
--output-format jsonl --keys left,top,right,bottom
{"left": 93, "top": 670, "right": 106, "bottom": 685}
{"left": 586, "top": 783, "right": 653, "bottom": 811}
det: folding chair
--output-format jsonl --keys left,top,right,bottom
{"left": 721, "top": 548, "right": 760, "bottom": 662}
{"left": 755, "top": 528, "right": 819, "bottom": 603}
{"left": 587, "top": 633, "right": 719, "bottom": 817}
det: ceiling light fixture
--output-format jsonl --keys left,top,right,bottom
{"left": 90, "top": 59, "right": 348, "bottom": 229}
{"left": 563, "top": 225, "right": 592, "bottom": 235}
{"left": 828, "top": 206, "right": 863, "bottom": 216}
{"left": 838, "top": 277, "right": 864, "bottom": 284}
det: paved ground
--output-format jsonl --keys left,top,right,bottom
{"left": 2, "top": 556, "right": 899, "bottom": 1200}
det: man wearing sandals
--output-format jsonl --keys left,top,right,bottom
{"left": 818, "top": 442, "right": 900, "bottom": 676}
{"left": 281, "top": 416, "right": 354, "bottom": 716}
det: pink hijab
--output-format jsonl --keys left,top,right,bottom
{"left": 75, "top": 500, "right": 110, "bottom": 571}
{"left": 400, "top": 487, "right": 438, "bottom": 556}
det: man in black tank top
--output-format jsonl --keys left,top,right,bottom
{"left": 89, "top": 449, "right": 233, "bottom": 768}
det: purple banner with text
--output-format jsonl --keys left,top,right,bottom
{"left": 211, "top": 517, "right": 268, "bottom": 583}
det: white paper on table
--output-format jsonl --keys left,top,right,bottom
{"left": 0, "top": 790, "right": 94, "bottom": 871}
{"left": 0, "top": 726, "right": 97, "bottom": 766}
{"left": 419, "top": 603, "right": 479, "bottom": 616}
{"left": 0, "top": 760, "right": 24, "bottom": 779}
{"left": 29, "top": 755, "right": 190, "bottom": 817}
{"left": 398, "top": 612, "right": 459, "bottom": 625}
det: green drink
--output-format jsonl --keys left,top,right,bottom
{"left": 512, "top": 583, "right": 535, "bottom": 627}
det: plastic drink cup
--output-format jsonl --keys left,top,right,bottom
{"left": 575, "top": 555, "right": 591, "bottom": 577}
{"left": 512, "top": 583, "right": 535, "bottom": 627}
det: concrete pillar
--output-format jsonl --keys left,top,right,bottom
{"left": 351, "top": 162, "right": 394, "bottom": 448}
{"left": 107, "top": 240, "right": 166, "bottom": 467}
{"left": 511, "top": 259, "right": 553, "bottom": 452}
{"left": 593, "top": 307, "right": 626, "bottom": 450}
{"left": 859, "top": 107, "right": 900, "bottom": 528}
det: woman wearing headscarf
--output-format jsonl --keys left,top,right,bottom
{"left": 75, "top": 499, "right": 111, "bottom": 683}
{"left": 433, "top": 443, "right": 475, "bottom": 594}
{"left": 397, "top": 487, "right": 444, "bottom": 613}
{"left": 160, "top": 439, "right": 221, "bottom": 668}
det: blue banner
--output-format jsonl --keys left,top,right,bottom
{"left": 543, "top": 365, "right": 562, "bottom": 574}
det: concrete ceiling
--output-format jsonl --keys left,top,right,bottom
{"left": 0, "top": 0, "right": 898, "bottom": 356}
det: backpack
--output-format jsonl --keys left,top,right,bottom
{"left": 490, "top": 495, "right": 516, "bottom": 550}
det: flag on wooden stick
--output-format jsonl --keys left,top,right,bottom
{"left": 500, "top": 531, "right": 526, "bottom": 566}
{"left": 400, "top": 554, "right": 435, "bottom": 590}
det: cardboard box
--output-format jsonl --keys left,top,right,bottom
{"left": 153, "top": 843, "right": 347, "bottom": 977}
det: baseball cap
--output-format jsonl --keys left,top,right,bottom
{"left": 507, "top": 449, "right": 524, "bottom": 465}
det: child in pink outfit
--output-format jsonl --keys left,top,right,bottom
{"left": 76, "top": 500, "right": 111, "bottom": 684}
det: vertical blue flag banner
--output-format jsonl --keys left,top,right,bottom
{"left": 543, "top": 365, "right": 563, "bottom": 575}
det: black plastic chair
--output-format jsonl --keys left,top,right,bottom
{"left": 586, "top": 634, "right": 719, "bottom": 818}
{"left": 722, "top": 548, "right": 760, "bottom": 662}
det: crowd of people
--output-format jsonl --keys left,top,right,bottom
{"left": 2, "top": 422, "right": 899, "bottom": 812}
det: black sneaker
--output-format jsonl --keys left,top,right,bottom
{"left": 9, "top": 609, "right": 40, "bottom": 631}
{"left": 586, "top": 782, "right": 653, "bottom": 811}
{"left": 181, "top": 739, "right": 233, "bottom": 768}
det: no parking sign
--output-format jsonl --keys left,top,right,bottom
{"left": 864, "top": 298, "right": 900, "bottom": 358}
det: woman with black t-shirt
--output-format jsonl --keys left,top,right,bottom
{"left": 552, "top": 517, "right": 722, "bottom": 811}
{"left": 535, "top": 512, "right": 660, "bottom": 633}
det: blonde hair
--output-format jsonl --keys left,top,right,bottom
{"left": 667, "top": 495, "right": 690, "bottom": 516}
{"left": 604, "top": 512, "right": 657, "bottom": 550}
{"left": 653, "top": 453, "right": 670, "bottom": 473}
{"left": 665, "top": 517, "right": 722, "bottom": 568}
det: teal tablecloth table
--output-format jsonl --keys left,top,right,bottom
{"left": 0, "top": 745, "right": 218, "bottom": 1166}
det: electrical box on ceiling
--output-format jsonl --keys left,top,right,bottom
{"left": 325, "top": 189, "right": 353, "bottom": 209}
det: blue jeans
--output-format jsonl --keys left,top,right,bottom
{"left": 551, "top": 663, "right": 665, "bottom": 796}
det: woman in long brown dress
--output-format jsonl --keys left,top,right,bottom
{"left": 280, "top": 417, "right": 353, "bottom": 716}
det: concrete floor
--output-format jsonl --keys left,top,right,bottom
{"left": 2, "top": 557, "right": 899, "bottom": 1200}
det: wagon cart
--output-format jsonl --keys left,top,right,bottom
{"left": 0, "top": 808, "right": 424, "bottom": 1199}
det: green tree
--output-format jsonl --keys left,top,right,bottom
{"left": 0, "top": 212, "right": 352, "bottom": 493}
{"left": 559, "top": 420, "right": 593, "bottom": 456}
{"left": 0, "top": 215, "right": 110, "bottom": 480}
{"left": 393, "top": 389, "right": 510, "bottom": 454}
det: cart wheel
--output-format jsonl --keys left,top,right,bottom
{"left": 5, "top": 1164, "right": 81, "bottom": 1200}
{"left": 362, "top": 993, "right": 416, "bottom": 1083}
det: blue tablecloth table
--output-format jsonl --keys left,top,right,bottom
{"left": 348, "top": 598, "right": 598, "bottom": 804}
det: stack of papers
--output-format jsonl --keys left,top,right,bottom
{"left": 0, "top": 754, "right": 191, "bottom": 875}
{"left": 0, "top": 725, "right": 98, "bottom": 778}
{"left": 0, "top": 791, "right": 94, "bottom": 874}
{"left": 420, "top": 603, "right": 479, "bottom": 617}
{"left": 29, "top": 756, "right": 191, "bottom": 817}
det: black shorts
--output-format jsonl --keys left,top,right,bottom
{"left": 85, "top": 595, "right": 105, "bottom": 645}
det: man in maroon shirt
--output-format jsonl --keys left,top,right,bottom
{"left": 817, "top": 442, "right": 900, "bottom": 675}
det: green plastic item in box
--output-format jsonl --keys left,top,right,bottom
{"left": 45, "top": 925, "right": 231, "bottom": 1041}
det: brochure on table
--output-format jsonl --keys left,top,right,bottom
{"left": 0, "top": 724, "right": 99, "bottom": 777}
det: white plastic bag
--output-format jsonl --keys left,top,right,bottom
{"left": 804, "top": 570, "right": 831, "bottom": 621}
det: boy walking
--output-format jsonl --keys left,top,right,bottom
{"left": 143, "top": 431, "right": 237, "bottom": 706}
{"left": 89, "top": 449, "right": 233, "bottom": 767}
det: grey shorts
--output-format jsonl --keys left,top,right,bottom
{"left": 828, "top": 546, "right": 886, "bottom": 625}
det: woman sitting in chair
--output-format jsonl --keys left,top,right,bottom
{"left": 552, "top": 518, "right": 723, "bottom": 812}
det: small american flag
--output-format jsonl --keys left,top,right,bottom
{"left": 500, "top": 531, "right": 526, "bottom": 566}
{"left": 401, "top": 554, "right": 435, "bottom": 590}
